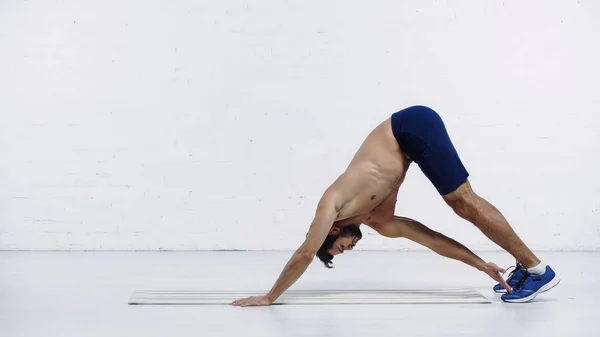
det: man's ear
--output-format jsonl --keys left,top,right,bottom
{"left": 328, "top": 227, "right": 340, "bottom": 235}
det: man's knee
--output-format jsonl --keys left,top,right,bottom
{"left": 444, "top": 183, "right": 480, "bottom": 223}
{"left": 447, "top": 197, "right": 478, "bottom": 222}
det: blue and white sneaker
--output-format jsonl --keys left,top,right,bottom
{"left": 493, "top": 263, "right": 526, "bottom": 293}
{"left": 501, "top": 265, "right": 560, "bottom": 303}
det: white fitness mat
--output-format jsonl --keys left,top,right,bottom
{"left": 128, "top": 288, "right": 491, "bottom": 305}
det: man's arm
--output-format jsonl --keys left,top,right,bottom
{"left": 265, "top": 195, "right": 340, "bottom": 302}
{"left": 371, "top": 216, "right": 511, "bottom": 292}
{"left": 232, "top": 191, "right": 342, "bottom": 306}
{"left": 373, "top": 216, "right": 487, "bottom": 269}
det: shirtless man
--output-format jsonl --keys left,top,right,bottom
{"left": 232, "top": 105, "right": 560, "bottom": 305}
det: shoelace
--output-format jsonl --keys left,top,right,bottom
{"left": 513, "top": 267, "right": 530, "bottom": 290}
{"left": 503, "top": 266, "right": 517, "bottom": 281}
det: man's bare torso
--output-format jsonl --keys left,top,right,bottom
{"left": 329, "top": 118, "right": 411, "bottom": 226}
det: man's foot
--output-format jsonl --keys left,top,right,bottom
{"left": 493, "top": 263, "right": 525, "bottom": 293}
{"left": 501, "top": 265, "right": 560, "bottom": 303}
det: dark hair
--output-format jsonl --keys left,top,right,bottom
{"left": 316, "top": 225, "right": 362, "bottom": 268}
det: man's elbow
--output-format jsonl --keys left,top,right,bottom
{"left": 297, "top": 246, "right": 316, "bottom": 262}
{"left": 429, "top": 231, "right": 443, "bottom": 251}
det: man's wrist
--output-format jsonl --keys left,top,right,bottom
{"left": 265, "top": 293, "right": 276, "bottom": 303}
{"left": 473, "top": 259, "right": 486, "bottom": 271}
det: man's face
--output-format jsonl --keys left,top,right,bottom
{"left": 328, "top": 235, "right": 361, "bottom": 256}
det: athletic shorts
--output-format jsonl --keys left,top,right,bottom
{"left": 390, "top": 105, "right": 469, "bottom": 195}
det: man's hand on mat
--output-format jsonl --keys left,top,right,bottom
{"left": 231, "top": 295, "right": 273, "bottom": 307}
{"left": 479, "top": 262, "right": 512, "bottom": 294}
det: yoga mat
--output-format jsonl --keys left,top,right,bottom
{"left": 128, "top": 288, "right": 491, "bottom": 305}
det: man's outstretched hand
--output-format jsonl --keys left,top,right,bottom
{"left": 231, "top": 295, "right": 273, "bottom": 307}
{"left": 479, "top": 262, "right": 512, "bottom": 294}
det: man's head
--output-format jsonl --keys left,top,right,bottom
{"left": 316, "top": 225, "right": 362, "bottom": 268}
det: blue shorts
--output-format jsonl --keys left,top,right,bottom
{"left": 391, "top": 105, "right": 469, "bottom": 195}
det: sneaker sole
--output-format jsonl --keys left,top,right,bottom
{"left": 501, "top": 275, "right": 561, "bottom": 303}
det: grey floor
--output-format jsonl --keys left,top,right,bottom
{"left": 1, "top": 251, "right": 598, "bottom": 337}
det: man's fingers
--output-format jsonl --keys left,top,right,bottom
{"left": 488, "top": 263, "right": 505, "bottom": 274}
{"left": 500, "top": 275, "right": 512, "bottom": 294}
{"left": 232, "top": 298, "right": 249, "bottom": 306}
{"left": 486, "top": 262, "right": 504, "bottom": 271}
{"left": 232, "top": 297, "right": 259, "bottom": 307}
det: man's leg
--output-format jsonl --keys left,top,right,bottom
{"left": 390, "top": 105, "right": 559, "bottom": 301}
{"left": 442, "top": 180, "right": 540, "bottom": 268}
{"left": 390, "top": 106, "right": 538, "bottom": 267}
{"left": 442, "top": 180, "right": 561, "bottom": 302}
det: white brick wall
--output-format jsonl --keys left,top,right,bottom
{"left": 1, "top": 0, "right": 599, "bottom": 250}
